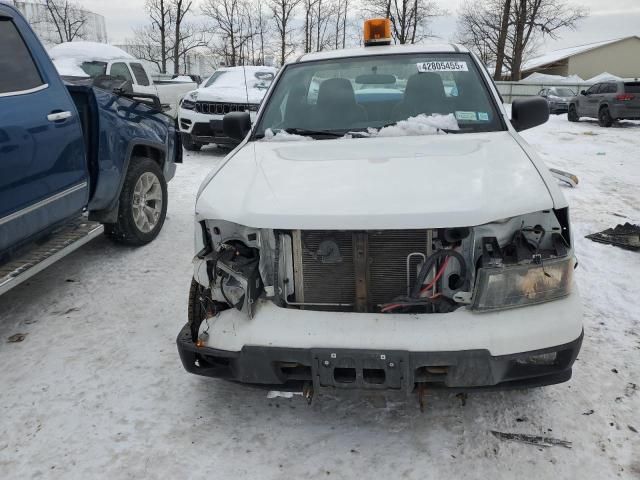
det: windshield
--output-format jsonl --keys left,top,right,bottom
{"left": 80, "top": 61, "right": 107, "bottom": 77}
{"left": 204, "top": 69, "right": 275, "bottom": 90}
{"left": 204, "top": 70, "right": 227, "bottom": 87}
{"left": 552, "top": 88, "right": 575, "bottom": 97}
{"left": 254, "top": 53, "right": 503, "bottom": 138}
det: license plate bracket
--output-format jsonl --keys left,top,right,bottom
{"left": 311, "top": 349, "right": 408, "bottom": 391}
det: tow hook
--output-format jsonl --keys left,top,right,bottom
{"left": 417, "top": 383, "right": 427, "bottom": 412}
{"left": 303, "top": 382, "right": 314, "bottom": 405}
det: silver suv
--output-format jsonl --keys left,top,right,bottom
{"left": 569, "top": 81, "right": 640, "bottom": 127}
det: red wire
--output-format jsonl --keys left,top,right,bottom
{"left": 381, "top": 254, "right": 453, "bottom": 313}
{"left": 420, "top": 256, "right": 450, "bottom": 295}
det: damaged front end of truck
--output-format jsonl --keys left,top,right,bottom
{"left": 178, "top": 207, "right": 582, "bottom": 394}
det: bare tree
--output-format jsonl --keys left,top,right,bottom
{"left": 457, "top": 0, "right": 586, "bottom": 80}
{"left": 202, "top": 0, "right": 249, "bottom": 66}
{"left": 268, "top": 0, "right": 303, "bottom": 65}
{"left": 362, "top": 0, "right": 442, "bottom": 44}
{"left": 510, "top": 0, "right": 586, "bottom": 80}
{"left": 125, "top": 26, "right": 167, "bottom": 72}
{"left": 42, "top": 0, "right": 88, "bottom": 43}
{"left": 171, "top": 0, "right": 205, "bottom": 74}
{"left": 144, "top": 0, "right": 172, "bottom": 73}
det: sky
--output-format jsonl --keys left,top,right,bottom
{"left": 81, "top": 0, "right": 640, "bottom": 58}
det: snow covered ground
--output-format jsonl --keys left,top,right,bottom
{"left": 1, "top": 115, "right": 639, "bottom": 479}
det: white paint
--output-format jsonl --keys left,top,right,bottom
{"left": 198, "top": 293, "right": 583, "bottom": 356}
{"left": 195, "top": 131, "right": 556, "bottom": 230}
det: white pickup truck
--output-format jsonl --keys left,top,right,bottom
{"left": 49, "top": 41, "right": 196, "bottom": 116}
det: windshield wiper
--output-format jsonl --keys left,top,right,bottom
{"left": 283, "top": 128, "right": 345, "bottom": 138}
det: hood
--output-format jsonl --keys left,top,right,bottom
{"left": 196, "top": 132, "right": 555, "bottom": 230}
{"left": 195, "top": 86, "right": 267, "bottom": 104}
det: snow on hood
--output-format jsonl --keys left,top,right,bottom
{"left": 196, "top": 132, "right": 554, "bottom": 230}
{"left": 196, "top": 66, "right": 277, "bottom": 104}
{"left": 49, "top": 41, "right": 133, "bottom": 77}
{"left": 263, "top": 129, "right": 313, "bottom": 142}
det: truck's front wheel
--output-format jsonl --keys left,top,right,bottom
{"left": 105, "top": 157, "right": 168, "bottom": 246}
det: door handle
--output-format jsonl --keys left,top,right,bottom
{"left": 47, "top": 111, "right": 72, "bottom": 122}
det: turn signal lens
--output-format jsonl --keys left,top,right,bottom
{"left": 364, "top": 18, "right": 392, "bottom": 46}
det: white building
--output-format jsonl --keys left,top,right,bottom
{"left": 7, "top": 1, "right": 107, "bottom": 45}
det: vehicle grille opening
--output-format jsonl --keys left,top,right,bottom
{"left": 363, "top": 368, "right": 386, "bottom": 385}
{"left": 334, "top": 367, "right": 357, "bottom": 383}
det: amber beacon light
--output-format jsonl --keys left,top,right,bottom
{"left": 363, "top": 18, "right": 392, "bottom": 46}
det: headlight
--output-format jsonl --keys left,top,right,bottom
{"left": 181, "top": 99, "right": 196, "bottom": 110}
{"left": 471, "top": 256, "right": 574, "bottom": 311}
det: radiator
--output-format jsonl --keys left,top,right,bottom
{"left": 291, "top": 229, "right": 432, "bottom": 312}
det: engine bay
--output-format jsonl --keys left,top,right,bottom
{"left": 196, "top": 208, "right": 573, "bottom": 320}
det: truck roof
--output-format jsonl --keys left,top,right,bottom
{"left": 295, "top": 43, "right": 469, "bottom": 63}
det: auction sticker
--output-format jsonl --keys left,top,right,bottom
{"left": 417, "top": 61, "right": 468, "bottom": 72}
{"left": 455, "top": 111, "right": 477, "bottom": 121}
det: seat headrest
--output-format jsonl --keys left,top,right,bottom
{"left": 404, "top": 72, "right": 446, "bottom": 102}
{"left": 316, "top": 78, "right": 356, "bottom": 108}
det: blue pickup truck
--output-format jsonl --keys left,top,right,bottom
{"left": 0, "top": 3, "right": 181, "bottom": 294}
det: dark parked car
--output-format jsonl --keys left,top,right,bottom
{"left": 538, "top": 87, "right": 576, "bottom": 114}
{"left": 569, "top": 81, "right": 640, "bottom": 127}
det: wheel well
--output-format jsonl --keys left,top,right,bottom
{"left": 131, "top": 144, "right": 165, "bottom": 168}
{"left": 599, "top": 104, "right": 609, "bottom": 111}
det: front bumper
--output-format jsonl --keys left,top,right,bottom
{"left": 177, "top": 323, "right": 583, "bottom": 392}
{"left": 178, "top": 108, "right": 238, "bottom": 145}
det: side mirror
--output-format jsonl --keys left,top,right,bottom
{"left": 511, "top": 96, "right": 549, "bottom": 132}
{"left": 580, "top": 90, "right": 587, "bottom": 96}
{"left": 223, "top": 111, "right": 251, "bottom": 141}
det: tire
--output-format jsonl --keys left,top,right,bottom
{"left": 105, "top": 157, "right": 168, "bottom": 246}
{"left": 598, "top": 107, "right": 613, "bottom": 127}
{"left": 182, "top": 133, "right": 202, "bottom": 151}
{"left": 568, "top": 105, "right": 579, "bottom": 122}
{"left": 187, "top": 278, "right": 208, "bottom": 342}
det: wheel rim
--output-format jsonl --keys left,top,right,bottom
{"left": 132, "top": 172, "right": 163, "bottom": 233}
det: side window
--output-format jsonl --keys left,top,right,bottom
{"left": 110, "top": 62, "right": 133, "bottom": 83}
{"left": 130, "top": 63, "right": 150, "bottom": 86}
{"left": 0, "top": 20, "right": 44, "bottom": 94}
{"left": 586, "top": 84, "right": 599, "bottom": 95}
{"left": 606, "top": 83, "right": 617, "bottom": 94}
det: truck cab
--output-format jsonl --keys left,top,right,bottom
{"left": 0, "top": 3, "right": 180, "bottom": 293}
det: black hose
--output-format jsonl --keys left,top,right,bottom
{"left": 410, "top": 249, "right": 468, "bottom": 298}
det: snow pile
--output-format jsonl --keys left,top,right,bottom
{"left": 521, "top": 73, "right": 584, "bottom": 84}
{"left": 368, "top": 113, "right": 459, "bottom": 137}
{"left": 585, "top": 72, "right": 623, "bottom": 83}
{"left": 262, "top": 128, "right": 313, "bottom": 142}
